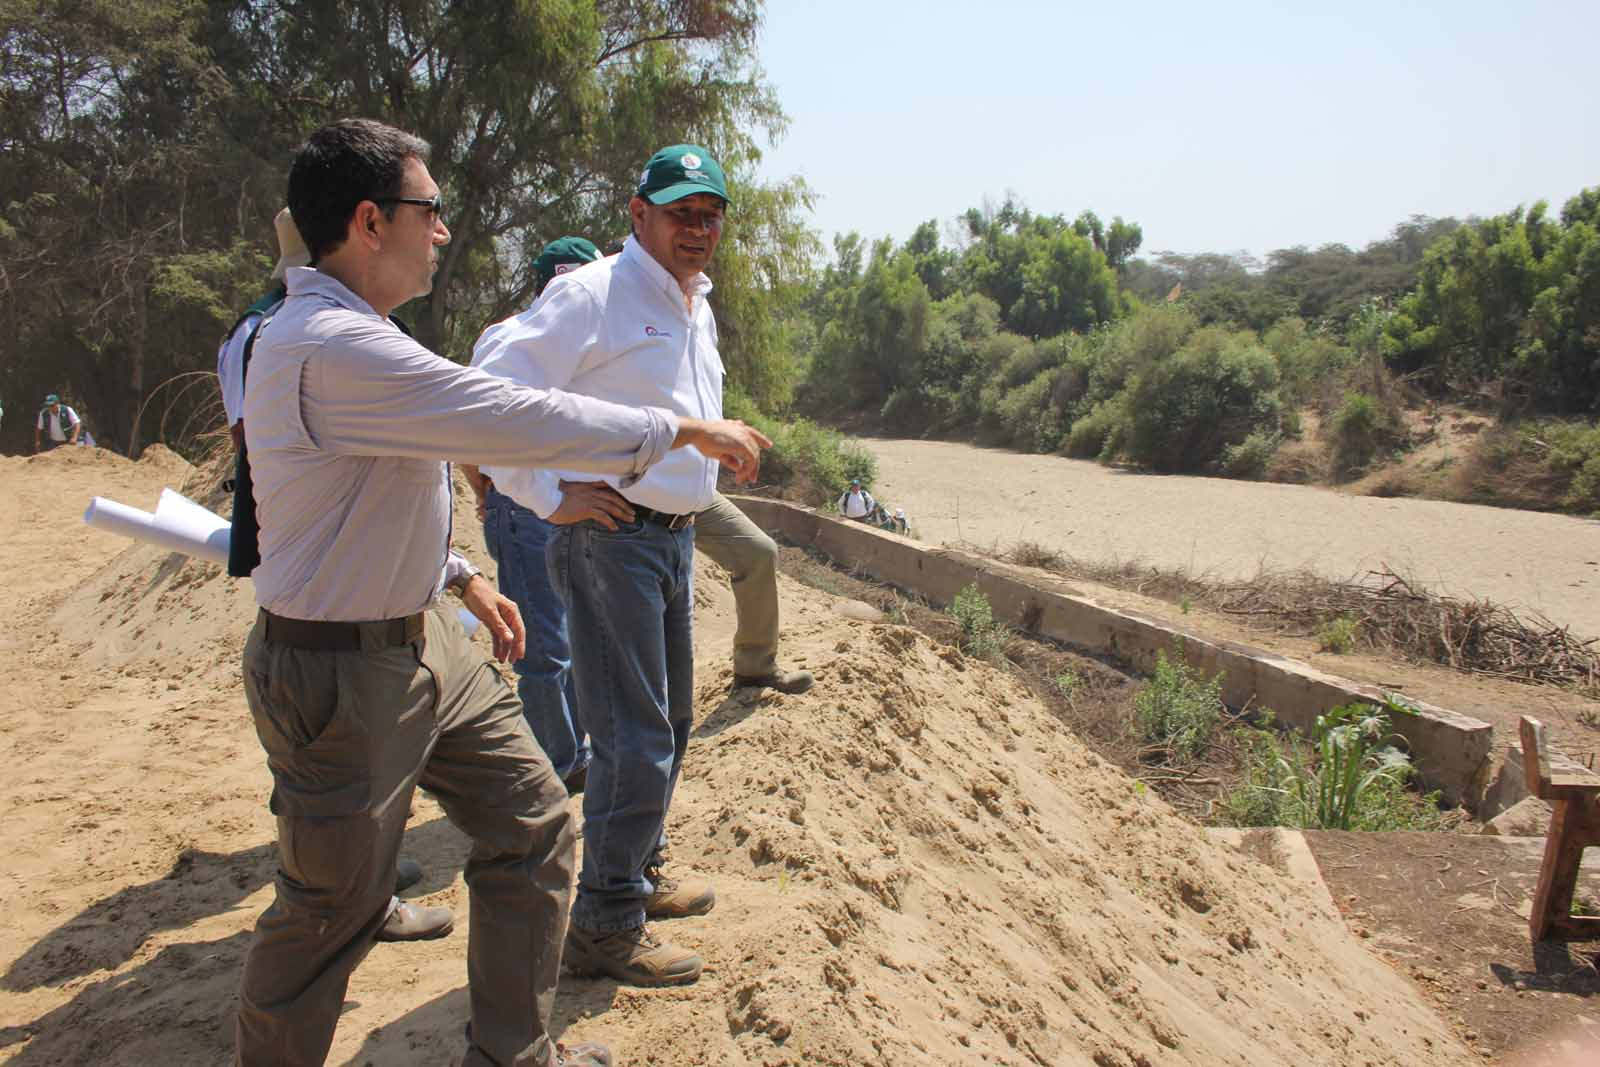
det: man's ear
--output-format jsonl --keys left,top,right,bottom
{"left": 350, "top": 201, "right": 384, "bottom": 250}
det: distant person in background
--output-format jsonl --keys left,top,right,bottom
{"left": 34, "top": 394, "right": 80, "bottom": 452}
{"left": 838, "top": 477, "right": 875, "bottom": 520}
{"left": 892, "top": 507, "right": 911, "bottom": 536}
{"left": 217, "top": 208, "right": 309, "bottom": 452}
{"left": 463, "top": 235, "right": 605, "bottom": 794}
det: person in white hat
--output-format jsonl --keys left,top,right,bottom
{"left": 216, "top": 208, "right": 311, "bottom": 451}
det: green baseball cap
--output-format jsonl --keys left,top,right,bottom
{"left": 44, "top": 393, "right": 59, "bottom": 404}
{"left": 636, "top": 144, "right": 730, "bottom": 205}
{"left": 532, "top": 236, "right": 601, "bottom": 294}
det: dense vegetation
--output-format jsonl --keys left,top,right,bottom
{"left": 3, "top": 0, "right": 1596, "bottom": 514}
{"left": 0, "top": 0, "right": 816, "bottom": 455}
{"left": 789, "top": 190, "right": 1600, "bottom": 504}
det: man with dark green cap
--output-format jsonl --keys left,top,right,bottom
{"left": 475, "top": 144, "right": 755, "bottom": 987}
{"left": 464, "top": 236, "right": 606, "bottom": 793}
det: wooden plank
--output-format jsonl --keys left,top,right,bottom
{"left": 1521, "top": 716, "right": 1552, "bottom": 800}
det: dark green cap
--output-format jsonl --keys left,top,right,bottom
{"left": 636, "top": 144, "right": 730, "bottom": 205}
{"left": 532, "top": 236, "right": 601, "bottom": 294}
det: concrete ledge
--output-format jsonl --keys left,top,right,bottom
{"left": 735, "top": 495, "right": 1499, "bottom": 809}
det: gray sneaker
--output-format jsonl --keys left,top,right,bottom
{"left": 376, "top": 899, "right": 454, "bottom": 942}
{"left": 564, "top": 922, "right": 703, "bottom": 986}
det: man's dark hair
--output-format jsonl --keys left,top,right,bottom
{"left": 287, "top": 119, "right": 430, "bottom": 261}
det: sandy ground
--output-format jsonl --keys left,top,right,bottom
{"left": 0, "top": 446, "right": 1480, "bottom": 1065}
{"left": 866, "top": 439, "right": 1600, "bottom": 639}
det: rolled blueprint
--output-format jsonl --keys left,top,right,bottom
{"left": 84, "top": 495, "right": 230, "bottom": 566}
{"left": 86, "top": 492, "right": 483, "bottom": 635}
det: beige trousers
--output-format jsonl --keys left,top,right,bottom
{"left": 693, "top": 493, "right": 782, "bottom": 678}
{"left": 235, "top": 605, "right": 574, "bottom": 1067}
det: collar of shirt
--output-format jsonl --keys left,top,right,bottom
{"left": 621, "top": 235, "right": 713, "bottom": 309}
{"left": 283, "top": 265, "right": 386, "bottom": 319}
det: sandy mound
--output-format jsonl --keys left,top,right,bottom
{"left": 0, "top": 452, "right": 1471, "bottom": 1065}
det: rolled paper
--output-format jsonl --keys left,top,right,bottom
{"left": 154, "top": 489, "right": 233, "bottom": 564}
{"left": 84, "top": 496, "right": 229, "bottom": 567}
{"left": 87, "top": 493, "right": 486, "bottom": 636}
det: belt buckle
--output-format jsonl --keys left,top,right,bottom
{"left": 668, "top": 512, "right": 693, "bottom": 531}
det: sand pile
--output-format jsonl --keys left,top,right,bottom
{"left": 0, "top": 450, "right": 1471, "bottom": 1065}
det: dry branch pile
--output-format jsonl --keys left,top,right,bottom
{"left": 1005, "top": 542, "right": 1600, "bottom": 692}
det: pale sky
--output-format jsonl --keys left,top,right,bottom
{"left": 754, "top": 0, "right": 1600, "bottom": 259}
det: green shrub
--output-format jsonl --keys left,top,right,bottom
{"left": 1328, "top": 390, "right": 1403, "bottom": 477}
{"left": 1219, "top": 703, "right": 1448, "bottom": 831}
{"left": 1134, "top": 648, "right": 1224, "bottom": 761}
{"left": 723, "top": 392, "right": 876, "bottom": 507}
{"left": 1317, "top": 615, "right": 1359, "bottom": 653}
{"left": 948, "top": 583, "right": 1009, "bottom": 663}
{"left": 1120, "top": 326, "right": 1283, "bottom": 472}
{"left": 1221, "top": 430, "right": 1281, "bottom": 479}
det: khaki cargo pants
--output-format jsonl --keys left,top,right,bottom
{"left": 235, "top": 605, "right": 574, "bottom": 1067}
{"left": 693, "top": 493, "right": 781, "bottom": 678}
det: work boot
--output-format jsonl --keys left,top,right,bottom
{"left": 395, "top": 856, "right": 424, "bottom": 893}
{"left": 458, "top": 1027, "right": 612, "bottom": 1067}
{"left": 377, "top": 899, "right": 454, "bottom": 942}
{"left": 552, "top": 1041, "right": 613, "bottom": 1067}
{"left": 564, "top": 922, "right": 702, "bottom": 986}
{"left": 732, "top": 668, "right": 814, "bottom": 695}
{"left": 644, "top": 864, "right": 716, "bottom": 919}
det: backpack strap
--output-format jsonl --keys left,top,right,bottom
{"left": 226, "top": 300, "right": 284, "bottom": 578}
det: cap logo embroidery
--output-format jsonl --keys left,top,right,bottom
{"left": 684, "top": 169, "right": 708, "bottom": 181}
{"left": 680, "top": 153, "right": 702, "bottom": 169}
{"left": 641, "top": 167, "right": 652, "bottom": 184}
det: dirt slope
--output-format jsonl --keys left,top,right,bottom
{"left": 0, "top": 447, "right": 1471, "bottom": 1065}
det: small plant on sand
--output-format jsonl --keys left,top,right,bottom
{"left": 1219, "top": 702, "right": 1447, "bottom": 831}
{"left": 1134, "top": 646, "right": 1224, "bottom": 762}
{"left": 948, "top": 583, "right": 1009, "bottom": 663}
{"left": 1053, "top": 669, "right": 1083, "bottom": 702}
{"left": 1317, "top": 614, "right": 1359, "bottom": 653}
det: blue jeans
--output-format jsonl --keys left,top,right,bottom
{"left": 550, "top": 517, "right": 695, "bottom": 934}
{"left": 482, "top": 489, "right": 587, "bottom": 781}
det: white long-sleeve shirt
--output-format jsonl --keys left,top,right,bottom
{"left": 474, "top": 237, "right": 723, "bottom": 518}
{"left": 217, "top": 317, "right": 258, "bottom": 426}
{"left": 243, "top": 267, "right": 679, "bottom": 621}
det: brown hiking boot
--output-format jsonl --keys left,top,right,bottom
{"left": 733, "top": 668, "right": 814, "bottom": 694}
{"left": 564, "top": 922, "right": 703, "bottom": 986}
{"left": 644, "top": 864, "right": 716, "bottom": 919}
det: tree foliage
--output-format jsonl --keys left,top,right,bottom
{"left": 1387, "top": 191, "right": 1600, "bottom": 413}
{"left": 0, "top": 0, "right": 814, "bottom": 454}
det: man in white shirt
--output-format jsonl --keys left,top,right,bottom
{"left": 34, "top": 394, "right": 80, "bottom": 452}
{"left": 476, "top": 144, "right": 740, "bottom": 989}
{"left": 216, "top": 208, "right": 309, "bottom": 450}
{"left": 236, "top": 120, "right": 767, "bottom": 1067}
{"left": 838, "top": 477, "right": 876, "bottom": 520}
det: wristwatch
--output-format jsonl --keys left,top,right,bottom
{"left": 449, "top": 566, "right": 483, "bottom": 596}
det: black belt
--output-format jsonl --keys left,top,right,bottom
{"left": 632, "top": 505, "right": 695, "bottom": 531}
{"left": 261, "top": 609, "right": 424, "bottom": 651}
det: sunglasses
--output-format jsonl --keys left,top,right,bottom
{"left": 376, "top": 193, "right": 444, "bottom": 218}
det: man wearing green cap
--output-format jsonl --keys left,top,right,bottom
{"left": 475, "top": 144, "right": 748, "bottom": 987}
{"left": 464, "top": 237, "right": 606, "bottom": 794}
{"left": 35, "top": 394, "right": 80, "bottom": 452}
